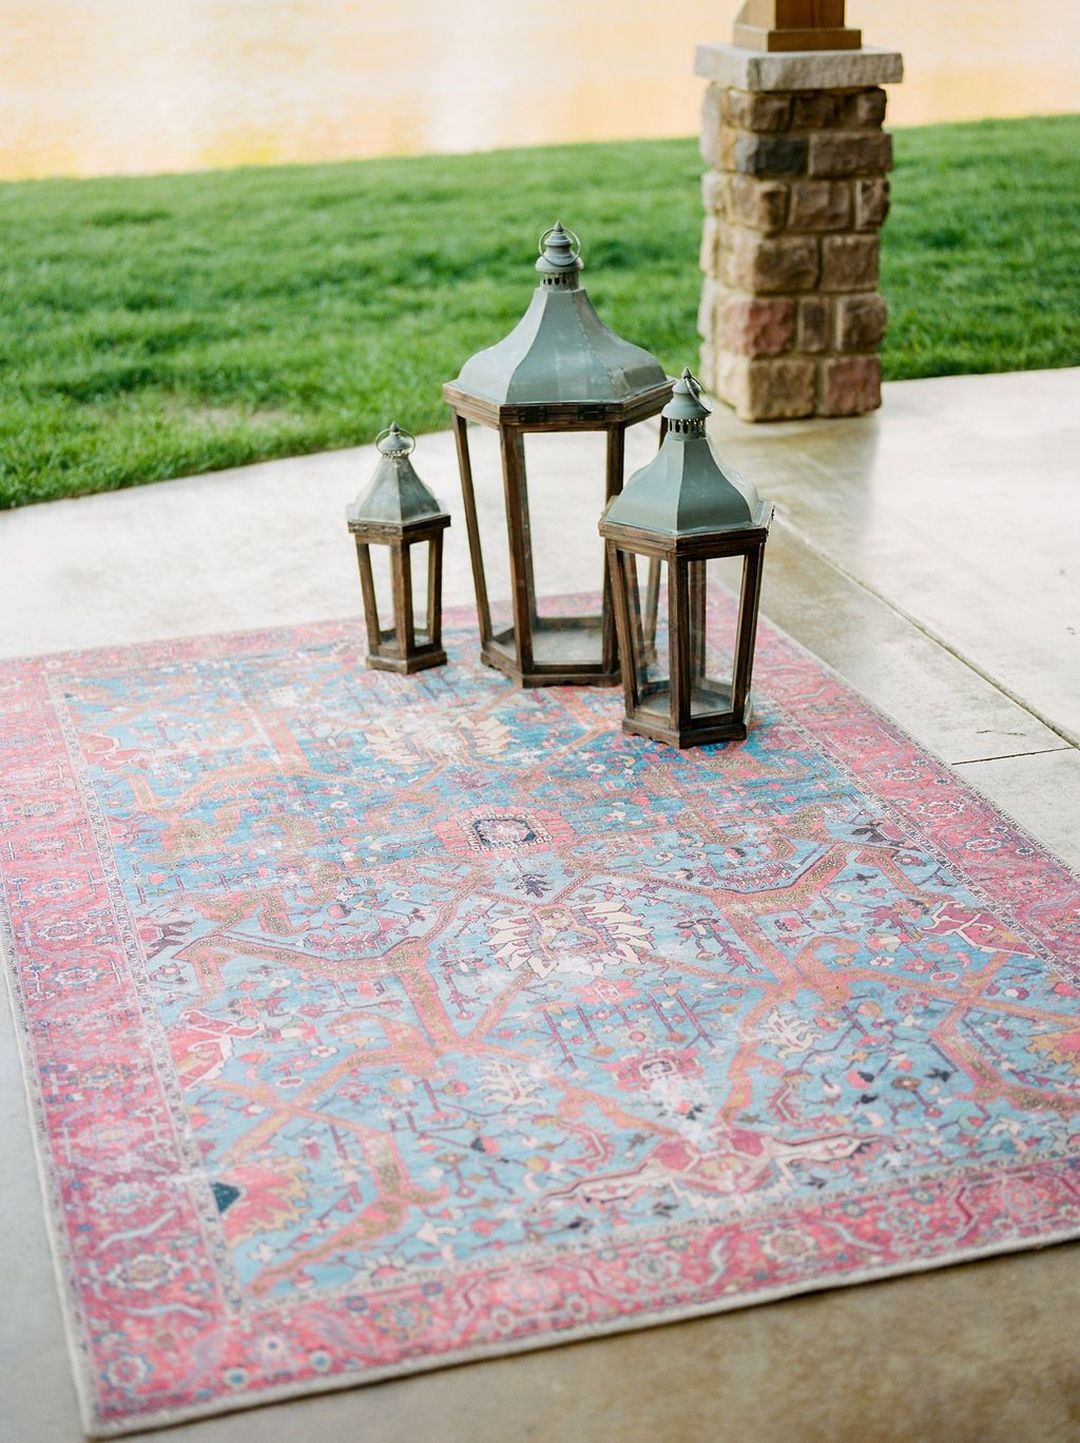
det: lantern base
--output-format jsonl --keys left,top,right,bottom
{"left": 366, "top": 648, "right": 447, "bottom": 675}
{"left": 481, "top": 619, "right": 621, "bottom": 688}
{"left": 621, "top": 695, "right": 754, "bottom": 749}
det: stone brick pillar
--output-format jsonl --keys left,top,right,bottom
{"left": 694, "top": 44, "right": 903, "bottom": 421}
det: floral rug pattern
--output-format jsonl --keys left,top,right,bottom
{"left": 2, "top": 608, "right": 1079, "bottom": 1434}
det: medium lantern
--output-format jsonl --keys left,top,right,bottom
{"left": 346, "top": 422, "right": 451, "bottom": 674}
{"left": 443, "top": 221, "right": 673, "bottom": 687}
{"left": 599, "top": 370, "right": 773, "bottom": 747}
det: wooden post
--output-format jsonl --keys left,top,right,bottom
{"left": 500, "top": 425, "right": 535, "bottom": 674}
{"left": 731, "top": 544, "right": 765, "bottom": 718}
{"left": 356, "top": 543, "right": 381, "bottom": 655}
{"left": 453, "top": 415, "right": 492, "bottom": 647}
{"left": 668, "top": 558, "right": 692, "bottom": 734}
{"left": 427, "top": 534, "right": 443, "bottom": 651}
{"left": 608, "top": 542, "right": 641, "bottom": 716}
{"left": 392, "top": 541, "right": 414, "bottom": 660}
{"left": 688, "top": 559, "right": 707, "bottom": 683}
{"left": 733, "top": 0, "right": 861, "bottom": 51}
{"left": 602, "top": 425, "right": 626, "bottom": 676}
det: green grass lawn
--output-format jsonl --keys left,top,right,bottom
{"left": 1, "top": 114, "right": 1077, "bottom": 510}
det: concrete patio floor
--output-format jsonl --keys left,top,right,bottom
{"left": 1, "top": 368, "right": 1078, "bottom": 1442}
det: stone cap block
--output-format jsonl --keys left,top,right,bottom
{"left": 695, "top": 43, "right": 903, "bottom": 91}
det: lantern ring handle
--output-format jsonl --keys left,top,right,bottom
{"left": 538, "top": 224, "right": 581, "bottom": 259}
{"left": 375, "top": 424, "right": 416, "bottom": 456}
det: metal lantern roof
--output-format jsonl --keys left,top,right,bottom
{"left": 346, "top": 423, "right": 450, "bottom": 532}
{"left": 602, "top": 371, "right": 772, "bottom": 537}
{"left": 449, "top": 222, "right": 669, "bottom": 408}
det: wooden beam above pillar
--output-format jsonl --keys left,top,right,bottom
{"left": 733, "top": 0, "right": 862, "bottom": 52}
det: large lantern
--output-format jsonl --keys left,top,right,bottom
{"left": 345, "top": 422, "right": 451, "bottom": 674}
{"left": 443, "top": 222, "right": 673, "bottom": 687}
{"left": 599, "top": 370, "right": 773, "bottom": 747}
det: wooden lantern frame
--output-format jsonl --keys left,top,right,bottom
{"left": 348, "top": 512, "right": 450, "bottom": 675}
{"left": 346, "top": 421, "right": 451, "bottom": 677}
{"left": 443, "top": 381, "right": 673, "bottom": 688}
{"left": 603, "top": 519, "right": 769, "bottom": 747}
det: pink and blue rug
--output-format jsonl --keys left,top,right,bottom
{"left": 2, "top": 605, "right": 1079, "bottom": 1435}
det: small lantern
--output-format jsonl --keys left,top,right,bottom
{"left": 443, "top": 222, "right": 673, "bottom": 687}
{"left": 346, "top": 422, "right": 451, "bottom": 674}
{"left": 599, "top": 370, "right": 773, "bottom": 747}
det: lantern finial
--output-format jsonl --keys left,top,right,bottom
{"left": 536, "top": 221, "right": 583, "bottom": 285}
{"left": 662, "top": 369, "right": 712, "bottom": 436}
{"left": 376, "top": 421, "right": 415, "bottom": 458}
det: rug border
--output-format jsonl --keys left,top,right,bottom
{"left": 756, "top": 617, "right": 1080, "bottom": 887}
{"left": 0, "top": 876, "right": 104, "bottom": 1439}
{"left": 2, "top": 605, "right": 1078, "bottom": 1439}
{"left": 74, "top": 1226, "right": 1080, "bottom": 1438}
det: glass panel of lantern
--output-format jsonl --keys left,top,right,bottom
{"left": 443, "top": 222, "right": 673, "bottom": 687}
{"left": 600, "top": 371, "right": 773, "bottom": 748}
{"left": 345, "top": 423, "right": 451, "bottom": 674}
{"left": 520, "top": 428, "right": 610, "bottom": 646}
{"left": 614, "top": 550, "right": 670, "bottom": 721}
{"left": 360, "top": 540, "right": 395, "bottom": 641}
{"left": 676, "top": 554, "right": 752, "bottom": 721}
